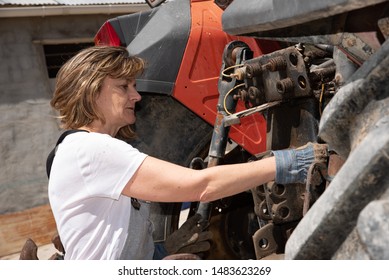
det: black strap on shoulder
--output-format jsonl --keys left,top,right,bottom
{"left": 46, "top": 130, "right": 88, "bottom": 178}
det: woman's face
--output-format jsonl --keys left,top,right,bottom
{"left": 95, "top": 76, "right": 141, "bottom": 134}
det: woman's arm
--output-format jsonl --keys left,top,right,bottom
{"left": 121, "top": 156, "right": 276, "bottom": 203}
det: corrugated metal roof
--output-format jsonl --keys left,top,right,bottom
{"left": 0, "top": 0, "right": 58, "bottom": 4}
{"left": 0, "top": 0, "right": 144, "bottom": 5}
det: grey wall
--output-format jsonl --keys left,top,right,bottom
{"left": 0, "top": 14, "right": 124, "bottom": 214}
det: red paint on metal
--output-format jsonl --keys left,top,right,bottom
{"left": 173, "top": 0, "right": 278, "bottom": 155}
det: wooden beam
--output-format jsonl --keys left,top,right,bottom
{"left": 0, "top": 204, "right": 57, "bottom": 257}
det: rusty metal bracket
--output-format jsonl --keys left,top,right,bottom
{"left": 303, "top": 162, "right": 329, "bottom": 216}
{"left": 252, "top": 223, "right": 278, "bottom": 259}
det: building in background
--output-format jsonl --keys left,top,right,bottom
{"left": 0, "top": 0, "right": 149, "bottom": 258}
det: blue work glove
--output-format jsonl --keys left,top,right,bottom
{"left": 272, "top": 142, "right": 328, "bottom": 184}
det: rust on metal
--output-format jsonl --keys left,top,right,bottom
{"left": 303, "top": 162, "right": 328, "bottom": 216}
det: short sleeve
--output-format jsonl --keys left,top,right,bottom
{"left": 76, "top": 133, "right": 147, "bottom": 200}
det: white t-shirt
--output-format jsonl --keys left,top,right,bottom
{"left": 48, "top": 131, "right": 148, "bottom": 260}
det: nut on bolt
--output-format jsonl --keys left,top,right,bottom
{"left": 245, "top": 62, "right": 263, "bottom": 78}
{"left": 266, "top": 56, "right": 287, "bottom": 72}
{"left": 276, "top": 78, "right": 294, "bottom": 94}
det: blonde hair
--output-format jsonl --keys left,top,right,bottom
{"left": 51, "top": 46, "right": 145, "bottom": 139}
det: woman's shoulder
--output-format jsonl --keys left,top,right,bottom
{"left": 65, "top": 131, "right": 141, "bottom": 154}
{"left": 63, "top": 131, "right": 115, "bottom": 142}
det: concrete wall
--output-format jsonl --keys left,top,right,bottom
{"left": 0, "top": 14, "right": 126, "bottom": 214}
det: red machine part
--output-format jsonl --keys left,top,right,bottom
{"left": 173, "top": 0, "right": 279, "bottom": 155}
{"left": 94, "top": 21, "right": 121, "bottom": 46}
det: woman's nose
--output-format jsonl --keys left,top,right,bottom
{"left": 130, "top": 90, "right": 142, "bottom": 102}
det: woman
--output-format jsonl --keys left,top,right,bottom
{"left": 48, "top": 46, "right": 328, "bottom": 260}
